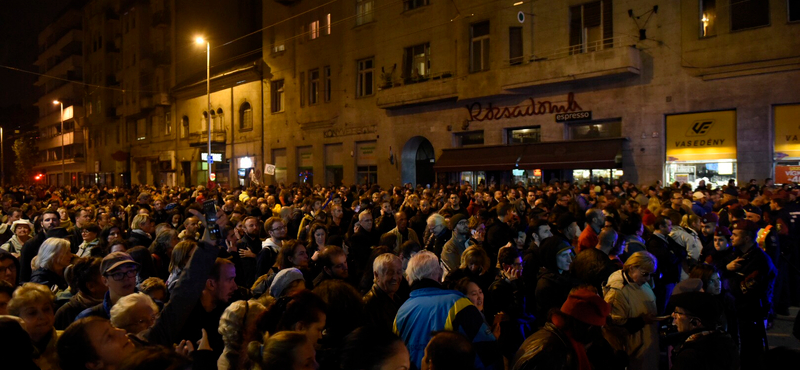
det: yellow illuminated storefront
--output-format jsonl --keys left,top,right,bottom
{"left": 774, "top": 104, "right": 800, "bottom": 184}
{"left": 665, "top": 110, "right": 737, "bottom": 187}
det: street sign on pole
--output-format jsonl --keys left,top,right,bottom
{"left": 207, "top": 157, "right": 214, "bottom": 165}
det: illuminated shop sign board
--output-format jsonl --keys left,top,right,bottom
{"left": 774, "top": 105, "right": 800, "bottom": 159}
{"left": 666, "top": 111, "right": 736, "bottom": 162}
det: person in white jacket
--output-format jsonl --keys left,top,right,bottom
{"left": 603, "top": 251, "right": 665, "bottom": 370}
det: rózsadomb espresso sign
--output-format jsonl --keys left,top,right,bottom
{"left": 666, "top": 110, "right": 736, "bottom": 162}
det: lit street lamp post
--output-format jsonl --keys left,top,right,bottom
{"left": 53, "top": 100, "right": 65, "bottom": 186}
{"left": 196, "top": 36, "right": 212, "bottom": 184}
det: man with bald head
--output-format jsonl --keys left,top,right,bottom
{"left": 577, "top": 208, "right": 604, "bottom": 254}
{"left": 572, "top": 227, "right": 621, "bottom": 292}
{"left": 382, "top": 211, "right": 420, "bottom": 253}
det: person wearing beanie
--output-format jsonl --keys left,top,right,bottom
{"left": 218, "top": 300, "right": 268, "bottom": 370}
{"left": 603, "top": 251, "right": 663, "bottom": 370}
{"left": 670, "top": 291, "right": 739, "bottom": 370}
{"left": 728, "top": 219, "right": 776, "bottom": 369}
{"left": 268, "top": 268, "right": 306, "bottom": 298}
{"left": 440, "top": 213, "right": 474, "bottom": 277}
{"left": 513, "top": 287, "right": 611, "bottom": 370}
{"left": 535, "top": 238, "right": 578, "bottom": 327}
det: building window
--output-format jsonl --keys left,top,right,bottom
{"left": 181, "top": 116, "right": 189, "bottom": 138}
{"left": 791, "top": 0, "right": 800, "bottom": 22}
{"left": 299, "top": 72, "right": 305, "bottom": 107}
{"left": 731, "top": 0, "right": 769, "bottom": 30}
{"left": 326, "top": 13, "right": 332, "bottom": 34}
{"left": 216, "top": 108, "right": 224, "bottom": 131}
{"left": 567, "top": 120, "right": 621, "bottom": 140}
{"left": 240, "top": 102, "right": 253, "bottom": 130}
{"left": 569, "top": 1, "right": 613, "bottom": 54}
{"left": 309, "top": 69, "right": 320, "bottom": 105}
{"left": 356, "top": 0, "right": 374, "bottom": 25}
{"left": 323, "top": 66, "right": 332, "bottom": 102}
{"left": 271, "top": 80, "right": 285, "bottom": 113}
{"left": 699, "top": 0, "right": 716, "bottom": 37}
{"left": 454, "top": 131, "right": 485, "bottom": 147}
{"left": 209, "top": 111, "right": 216, "bottom": 131}
{"left": 508, "top": 126, "right": 541, "bottom": 144}
{"left": 310, "top": 20, "right": 320, "bottom": 40}
{"left": 404, "top": 0, "right": 429, "bottom": 11}
{"left": 356, "top": 58, "right": 374, "bottom": 97}
{"left": 165, "top": 112, "right": 172, "bottom": 135}
{"left": 404, "top": 43, "right": 430, "bottom": 82}
{"left": 509, "top": 27, "right": 523, "bottom": 65}
{"left": 136, "top": 118, "right": 147, "bottom": 141}
{"left": 470, "top": 21, "right": 490, "bottom": 72}
{"left": 202, "top": 111, "right": 208, "bottom": 132}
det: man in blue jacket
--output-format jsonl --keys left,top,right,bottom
{"left": 394, "top": 251, "right": 498, "bottom": 370}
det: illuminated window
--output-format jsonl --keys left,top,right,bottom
{"left": 700, "top": 0, "right": 716, "bottom": 37}
{"left": 326, "top": 14, "right": 332, "bottom": 34}
{"left": 567, "top": 120, "right": 621, "bottom": 140}
{"left": 454, "top": 131, "right": 485, "bottom": 147}
{"left": 404, "top": 43, "right": 430, "bottom": 81}
{"left": 507, "top": 126, "right": 541, "bottom": 144}
{"left": 310, "top": 20, "right": 320, "bottom": 39}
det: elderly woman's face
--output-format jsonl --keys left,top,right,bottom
{"left": 58, "top": 209, "right": 68, "bottom": 220}
{"left": 120, "top": 301, "right": 156, "bottom": 335}
{"left": 14, "top": 224, "right": 30, "bottom": 237}
{"left": 17, "top": 299, "right": 55, "bottom": 342}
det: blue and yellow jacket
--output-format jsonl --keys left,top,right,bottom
{"left": 394, "top": 279, "right": 498, "bottom": 370}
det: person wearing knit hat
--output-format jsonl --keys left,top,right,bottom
{"left": 218, "top": 299, "right": 268, "bottom": 370}
{"left": 669, "top": 291, "right": 739, "bottom": 370}
{"left": 534, "top": 238, "right": 576, "bottom": 326}
{"left": 513, "top": 287, "right": 610, "bottom": 370}
{"left": 441, "top": 213, "right": 474, "bottom": 277}
{"left": 268, "top": 267, "right": 306, "bottom": 298}
{"left": 603, "top": 251, "right": 663, "bottom": 370}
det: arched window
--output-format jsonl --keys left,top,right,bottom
{"left": 181, "top": 116, "right": 189, "bottom": 138}
{"left": 202, "top": 111, "right": 208, "bottom": 132}
{"left": 216, "top": 108, "right": 224, "bottom": 131}
{"left": 240, "top": 102, "right": 252, "bottom": 131}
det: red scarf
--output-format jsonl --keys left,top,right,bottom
{"left": 552, "top": 313, "right": 592, "bottom": 370}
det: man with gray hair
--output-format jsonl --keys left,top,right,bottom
{"left": 424, "top": 213, "right": 450, "bottom": 257}
{"left": 363, "top": 253, "right": 406, "bottom": 330}
{"left": 394, "top": 251, "right": 498, "bottom": 370}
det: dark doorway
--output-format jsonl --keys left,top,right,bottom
{"left": 181, "top": 161, "right": 192, "bottom": 187}
{"left": 416, "top": 140, "right": 435, "bottom": 187}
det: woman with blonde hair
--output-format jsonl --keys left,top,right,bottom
{"left": 443, "top": 245, "right": 494, "bottom": 294}
{"left": 8, "top": 283, "right": 60, "bottom": 370}
{"left": 603, "top": 251, "right": 663, "bottom": 370}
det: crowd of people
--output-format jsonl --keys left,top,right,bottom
{"left": 0, "top": 176, "right": 799, "bottom": 370}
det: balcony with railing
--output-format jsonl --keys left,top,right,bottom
{"left": 501, "top": 35, "right": 642, "bottom": 90}
{"left": 188, "top": 129, "right": 227, "bottom": 147}
{"left": 376, "top": 71, "right": 457, "bottom": 109}
{"left": 38, "top": 129, "right": 85, "bottom": 150}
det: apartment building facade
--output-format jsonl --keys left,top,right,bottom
{"left": 260, "top": 0, "right": 800, "bottom": 188}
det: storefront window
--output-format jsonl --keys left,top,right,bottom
{"left": 665, "top": 110, "right": 736, "bottom": 188}
{"left": 357, "top": 166, "right": 377, "bottom": 185}
{"left": 273, "top": 148, "right": 287, "bottom": 185}
{"left": 508, "top": 126, "right": 541, "bottom": 144}
{"left": 774, "top": 104, "right": 800, "bottom": 184}
{"left": 568, "top": 120, "right": 621, "bottom": 140}
{"left": 572, "top": 169, "right": 623, "bottom": 184}
{"left": 460, "top": 171, "right": 486, "bottom": 186}
{"left": 454, "top": 131, "right": 484, "bottom": 147}
{"left": 512, "top": 169, "right": 542, "bottom": 186}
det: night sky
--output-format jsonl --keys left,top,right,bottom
{"left": 0, "top": 0, "right": 71, "bottom": 109}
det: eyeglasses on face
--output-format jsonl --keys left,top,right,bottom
{"left": 105, "top": 269, "right": 138, "bottom": 281}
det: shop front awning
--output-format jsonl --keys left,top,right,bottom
{"left": 434, "top": 138, "right": 627, "bottom": 172}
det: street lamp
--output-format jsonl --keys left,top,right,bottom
{"left": 196, "top": 36, "right": 212, "bottom": 183}
{"left": 53, "top": 100, "right": 65, "bottom": 186}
